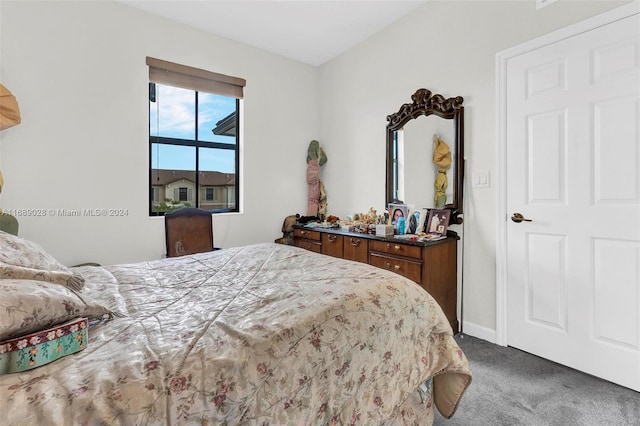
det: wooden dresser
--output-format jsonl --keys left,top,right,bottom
{"left": 293, "top": 226, "right": 459, "bottom": 333}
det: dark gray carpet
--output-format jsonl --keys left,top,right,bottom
{"left": 434, "top": 334, "right": 640, "bottom": 425}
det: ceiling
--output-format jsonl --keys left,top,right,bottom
{"left": 119, "top": 1, "right": 427, "bottom": 66}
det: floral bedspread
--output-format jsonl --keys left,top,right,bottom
{"left": 0, "top": 243, "right": 470, "bottom": 425}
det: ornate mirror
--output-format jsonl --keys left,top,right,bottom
{"left": 385, "top": 88, "right": 464, "bottom": 224}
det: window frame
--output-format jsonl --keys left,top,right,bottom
{"left": 146, "top": 57, "right": 245, "bottom": 217}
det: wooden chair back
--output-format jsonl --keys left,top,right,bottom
{"left": 164, "top": 207, "right": 213, "bottom": 257}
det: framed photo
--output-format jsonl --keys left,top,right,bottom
{"left": 407, "top": 209, "right": 423, "bottom": 234}
{"left": 417, "top": 208, "right": 429, "bottom": 235}
{"left": 388, "top": 203, "right": 408, "bottom": 225}
{"left": 425, "top": 209, "right": 451, "bottom": 236}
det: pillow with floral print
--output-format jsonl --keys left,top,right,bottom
{"left": 0, "top": 230, "right": 85, "bottom": 291}
{"left": 0, "top": 279, "right": 113, "bottom": 341}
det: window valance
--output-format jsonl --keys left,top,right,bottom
{"left": 146, "top": 57, "right": 245, "bottom": 99}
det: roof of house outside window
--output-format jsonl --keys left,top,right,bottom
{"left": 212, "top": 112, "right": 236, "bottom": 136}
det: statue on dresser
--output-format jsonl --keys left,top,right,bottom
{"left": 306, "top": 140, "right": 327, "bottom": 219}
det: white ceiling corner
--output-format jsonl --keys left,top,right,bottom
{"left": 118, "top": 0, "right": 427, "bottom": 66}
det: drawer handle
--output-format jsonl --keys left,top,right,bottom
{"left": 386, "top": 243, "right": 401, "bottom": 251}
{"left": 349, "top": 238, "right": 360, "bottom": 247}
{"left": 328, "top": 235, "right": 338, "bottom": 242}
{"left": 385, "top": 262, "right": 401, "bottom": 271}
{"left": 301, "top": 230, "right": 307, "bottom": 235}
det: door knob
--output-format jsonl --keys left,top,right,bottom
{"left": 511, "top": 213, "right": 532, "bottom": 223}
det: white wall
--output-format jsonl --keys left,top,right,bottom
{"left": 0, "top": 0, "right": 319, "bottom": 265}
{"left": 317, "top": 0, "right": 629, "bottom": 334}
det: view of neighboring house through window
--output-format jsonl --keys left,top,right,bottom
{"left": 147, "top": 57, "right": 245, "bottom": 215}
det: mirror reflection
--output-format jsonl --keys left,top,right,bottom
{"left": 396, "top": 118, "right": 456, "bottom": 210}
{"left": 386, "top": 88, "right": 464, "bottom": 224}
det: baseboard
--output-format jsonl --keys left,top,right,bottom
{"left": 461, "top": 321, "right": 498, "bottom": 344}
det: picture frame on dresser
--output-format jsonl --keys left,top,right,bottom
{"left": 425, "top": 209, "right": 450, "bottom": 236}
{"left": 388, "top": 203, "right": 408, "bottom": 226}
{"left": 417, "top": 208, "right": 429, "bottom": 235}
{"left": 407, "top": 209, "right": 423, "bottom": 234}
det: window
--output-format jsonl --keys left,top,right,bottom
{"left": 147, "top": 57, "right": 246, "bottom": 215}
{"left": 178, "top": 187, "right": 188, "bottom": 202}
{"left": 205, "top": 187, "right": 214, "bottom": 201}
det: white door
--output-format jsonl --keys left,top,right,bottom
{"left": 505, "top": 12, "right": 640, "bottom": 391}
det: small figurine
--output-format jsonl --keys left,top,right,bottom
{"left": 368, "top": 207, "right": 377, "bottom": 222}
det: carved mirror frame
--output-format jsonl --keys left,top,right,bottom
{"left": 385, "top": 88, "right": 464, "bottom": 224}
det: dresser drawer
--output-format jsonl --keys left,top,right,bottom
{"left": 294, "top": 239, "right": 322, "bottom": 253}
{"left": 294, "top": 228, "right": 321, "bottom": 241}
{"left": 370, "top": 240, "right": 422, "bottom": 260}
{"left": 343, "top": 236, "right": 369, "bottom": 263}
{"left": 369, "top": 252, "right": 422, "bottom": 283}
{"left": 322, "top": 233, "right": 344, "bottom": 258}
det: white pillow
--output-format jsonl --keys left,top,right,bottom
{"left": 0, "top": 230, "right": 85, "bottom": 291}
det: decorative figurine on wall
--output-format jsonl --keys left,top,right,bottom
{"left": 433, "top": 134, "right": 452, "bottom": 208}
{"left": 0, "top": 84, "right": 21, "bottom": 131}
{"left": 306, "top": 140, "right": 327, "bottom": 219}
{"left": 0, "top": 84, "right": 22, "bottom": 210}
{"left": 0, "top": 84, "right": 21, "bottom": 235}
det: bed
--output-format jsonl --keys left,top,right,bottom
{"left": 0, "top": 230, "right": 471, "bottom": 425}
